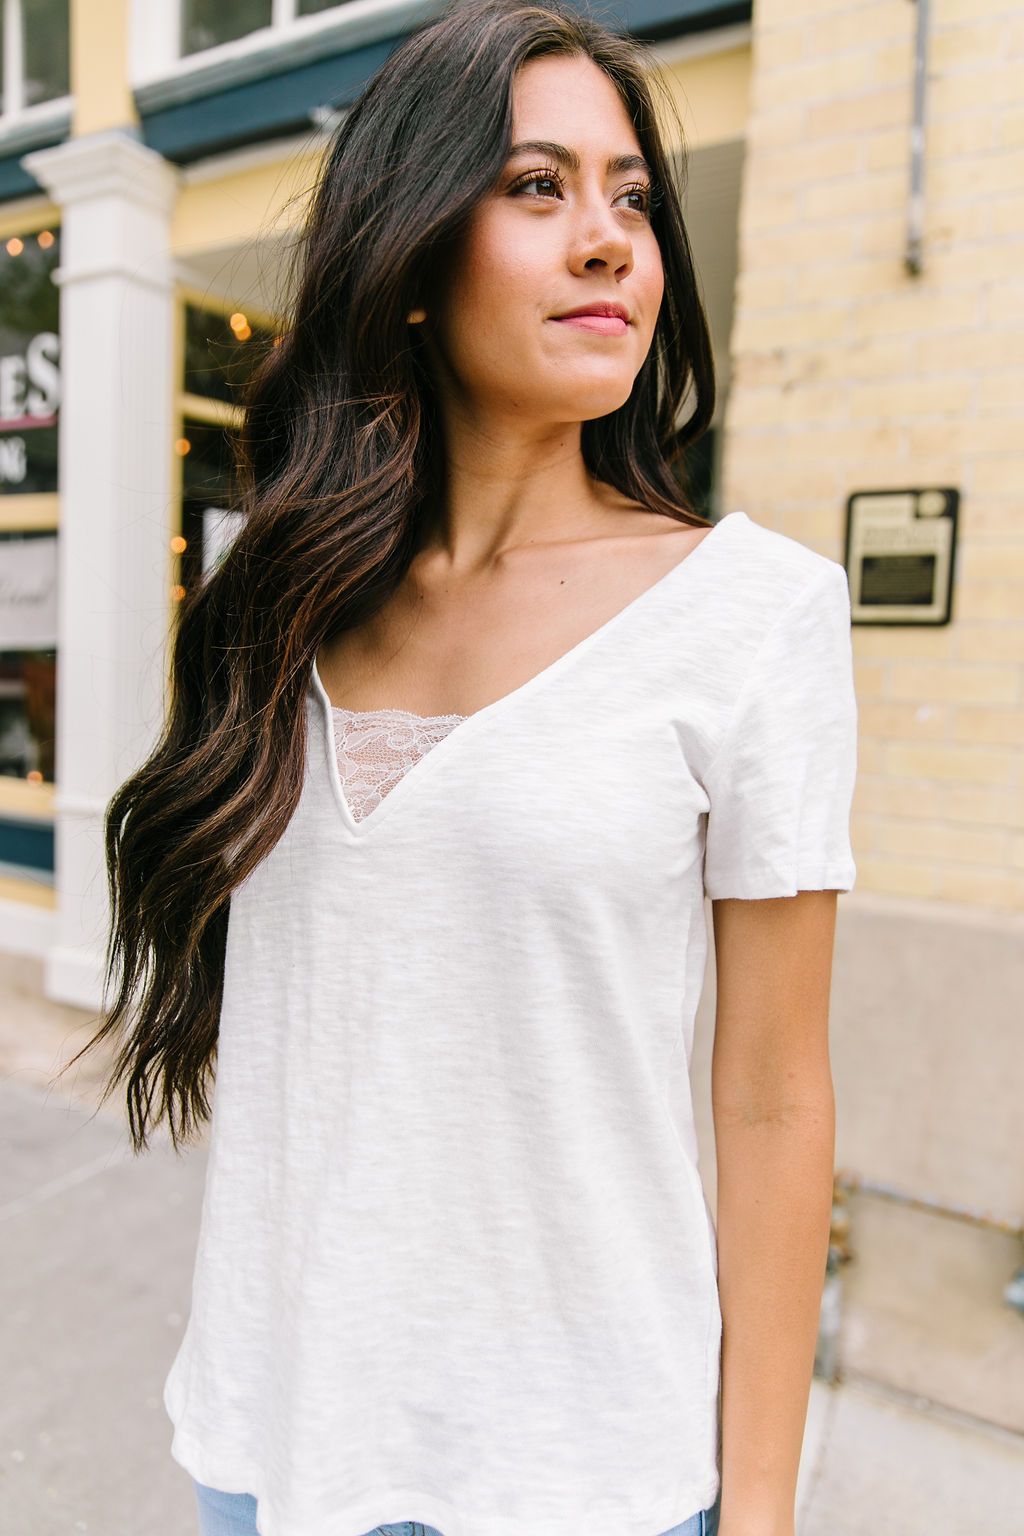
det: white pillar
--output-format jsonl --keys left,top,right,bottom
{"left": 21, "top": 128, "right": 180, "bottom": 1010}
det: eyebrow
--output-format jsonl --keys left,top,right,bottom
{"left": 506, "top": 140, "right": 653, "bottom": 180}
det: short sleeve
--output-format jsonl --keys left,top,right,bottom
{"left": 702, "top": 561, "right": 858, "bottom": 900}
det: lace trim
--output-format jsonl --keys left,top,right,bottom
{"left": 331, "top": 704, "right": 467, "bottom": 822}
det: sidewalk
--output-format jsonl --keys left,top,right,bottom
{"left": 2, "top": 954, "right": 1022, "bottom": 1535}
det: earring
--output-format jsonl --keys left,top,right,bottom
{"left": 407, "top": 308, "right": 427, "bottom": 324}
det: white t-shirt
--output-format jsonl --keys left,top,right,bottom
{"left": 163, "top": 508, "right": 858, "bottom": 1536}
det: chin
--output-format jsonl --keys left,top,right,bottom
{"left": 561, "top": 381, "right": 636, "bottom": 418}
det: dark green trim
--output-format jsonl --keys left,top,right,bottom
{"left": 141, "top": 32, "right": 400, "bottom": 166}
{"left": 0, "top": 126, "right": 70, "bottom": 202}
{"left": 0, "top": 816, "right": 55, "bottom": 877}
{"left": 139, "top": 0, "right": 750, "bottom": 167}
{"left": 597, "top": 0, "right": 751, "bottom": 40}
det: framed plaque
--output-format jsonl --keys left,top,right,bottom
{"left": 843, "top": 487, "right": 958, "bottom": 626}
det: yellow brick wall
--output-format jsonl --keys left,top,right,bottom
{"left": 722, "top": 0, "right": 1024, "bottom": 910}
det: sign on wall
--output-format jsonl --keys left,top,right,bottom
{"left": 844, "top": 488, "right": 959, "bottom": 626}
{"left": 0, "top": 532, "right": 57, "bottom": 648}
{"left": 202, "top": 506, "right": 246, "bottom": 576}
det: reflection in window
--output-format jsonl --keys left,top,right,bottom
{"left": 179, "top": 418, "right": 243, "bottom": 597}
{"left": 181, "top": 0, "right": 273, "bottom": 56}
{"left": 183, "top": 301, "right": 276, "bottom": 406}
{"left": 0, "top": 227, "right": 60, "bottom": 497}
{"left": 181, "top": 0, "right": 350, "bottom": 55}
{"left": 22, "top": 0, "right": 70, "bottom": 108}
{"left": 0, "top": 0, "right": 69, "bottom": 115}
{"left": 0, "top": 636, "right": 55, "bottom": 881}
{"left": 0, "top": 648, "right": 55, "bottom": 781}
{"left": 0, "top": 532, "right": 57, "bottom": 785}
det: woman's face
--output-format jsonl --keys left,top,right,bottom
{"left": 421, "top": 52, "right": 665, "bottom": 428}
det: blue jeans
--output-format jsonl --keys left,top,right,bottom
{"left": 193, "top": 1477, "right": 722, "bottom": 1536}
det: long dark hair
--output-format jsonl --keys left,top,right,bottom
{"left": 57, "top": 0, "right": 716, "bottom": 1153}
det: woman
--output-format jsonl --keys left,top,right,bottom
{"left": 67, "top": 1, "right": 858, "bottom": 1533}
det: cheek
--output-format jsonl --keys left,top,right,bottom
{"left": 459, "top": 219, "right": 537, "bottom": 298}
{"left": 635, "top": 236, "right": 665, "bottom": 319}
{"left": 440, "top": 235, "right": 546, "bottom": 373}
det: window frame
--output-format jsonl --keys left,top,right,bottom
{"left": 130, "top": 0, "right": 431, "bottom": 98}
{"left": 0, "top": 0, "right": 72, "bottom": 134}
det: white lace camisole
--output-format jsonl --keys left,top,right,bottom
{"left": 331, "top": 703, "right": 468, "bottom": 822}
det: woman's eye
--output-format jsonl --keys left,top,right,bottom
{"left": 617, "top": 183, "right": 652, "bottom": 215}
{"left": 509, "top": 170, "right": 563, "bottom": 199}
{"left": 509, "top": 171, "right": 654, "bottom": 218}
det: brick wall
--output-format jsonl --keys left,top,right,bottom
{"left": 721, "top": 0, "right": 1024, "bottom": 909}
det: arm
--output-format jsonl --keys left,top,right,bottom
{"left": 710, "top": 888, "right": 840, "bottom": 1536}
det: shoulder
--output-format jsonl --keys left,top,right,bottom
{"left": 688, "top": 511, "right": 851, "bottom": 711}
{"left": 709, "top": 511, "right": 850, "bottom": 660}
{"left": 721, "top": 510, "right": 847, "bottom": 611}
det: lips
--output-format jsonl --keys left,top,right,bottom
{"left": 551, "top": 313, "right": 628, "bottom": 336}
{"left": 550, "top": 302, "right": 630, "bottom": 337}
{"left": 552, "top": 302, "right": 630, "bottom": 323}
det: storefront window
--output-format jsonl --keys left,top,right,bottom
{"left": 0, "top": 221, "right": 58, "bottom": 788}
{"left": 179, "top": 417, "right": 243, "bottom": 597}
{"left": 178, "top": 300, "right": 276, "bottom": 589}
{"left": 0, "top": 222, "right": 59, "bottom": 884}
{"left": 183, "top": 300, "right": 274, "bottom": 407}
{"left": 0, "top": 227, "right": 59, "bottom": 494}
{"left": 0, "top": 532, "right": 55, "bottom": 783}
{"left": 0, "top": 528, "right": 56, "bottom": 887}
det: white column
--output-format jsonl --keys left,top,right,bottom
{"left": 21, "top": 129, "right": 180, "bottom": 1010}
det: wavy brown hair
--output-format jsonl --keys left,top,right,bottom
{"left": 56, "top": 0, "right": 717, "bottom": 1153}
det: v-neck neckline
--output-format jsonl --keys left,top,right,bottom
{"left": 309, "top": 510, "right": 744, "bottom": 840}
